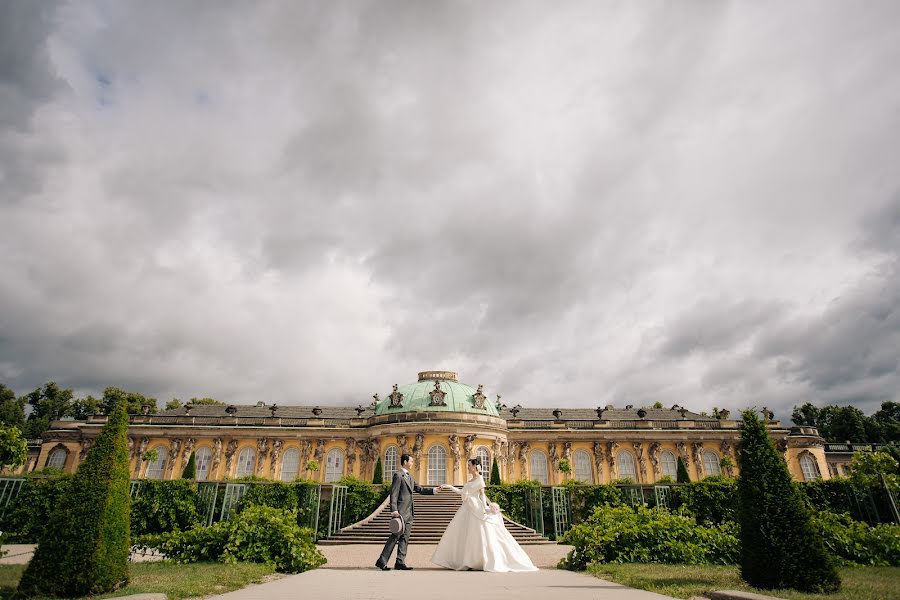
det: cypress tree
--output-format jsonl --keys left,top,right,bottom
{"left": 18, "top": 400, "right": 131, "bottom": 596}
{"left": 181, "top": 450, "right": 196, "bottom": 479}
{"left": 737, "top": 409, "right": 840, "bottom": 592}
{"left": 676, "top": 456, "right": 691, "bottom": 483}
{"left": 490, "top": 457, "right": 502, "bottom": 485}
{"left": 372, "top": 456, "right": 383, "bottom": 484}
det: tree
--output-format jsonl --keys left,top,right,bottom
{"left": 18, "top": 400, "right": 131, "bottom": 596}
{"left": 101, "top": 387, "right": 158, "bottom": 415}
{"left": 790, "top": 402, "right": 887, "bottom": 443}
{"left": 23, "top": 382, "right": 75, "bottom": 439}
{"left": 871, "top": 401, "right": 900, "bottom": 443}
{"left": 189, "top": 397, "right": 226, "bottom": 406}
{"left": 737, "top": 409, "right": 840, "bottom": 593}
{"left": 558, "top": 458, "right": 572, "bottom": 480}
{"left": 372, "top": 457, "right": 382, "bottom": 484}
{"left": 651, "top": 401, "right": 664, "bottom": 409}
{"left": 0, "top": 424, "right": 27, "bottom": 468}
{"left": 165, "top": 398, "right": 183, "bottom": 411}
{"left": 490, "top": 457, "right": 502, "bottom": 485}
{"left": 0, "top": 384, "right": 26, "bottom": 429}
{"left": 72, "top": 395, "right": 102, "bottom": 420}
{"left": 791, "top": 402, "right": 820, "bottom": 428}
{"left": 676, "top": 456, "right": 690, "bottom": 483}
{"left": 181, "top": 451, "right": 197, "bottom": 479}
{"left": 845, "top": 451, "right": 899, "bottom": 489}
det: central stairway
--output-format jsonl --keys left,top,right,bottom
{"left": 320, "top": 488, "right": 553, "bottom": 545}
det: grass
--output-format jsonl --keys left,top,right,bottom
{"left": 586, "top": 563, "right": 900, "bottom": 600}
{"left": 0, "top": 561, "right": 277, "bottom": 599}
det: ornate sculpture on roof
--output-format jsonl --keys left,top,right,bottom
{"left": 510, "top": 404, "right": 521, "bottom": 418}
{"left": 371, "top": 393, "right": 379, "bottom": 407}
{"left": 472, "top": 385, "right": 487, "bottom": 410}
{"left": 429, "top": 381, "right": 447, "bottom": 406}
{"left": 761, "top": 407, "right": 774, "bottom": 421}
{"left": 355, "top": 405, "right": 366, "bottom": 417}
{"left": 269, "top": 404, "right": 278, "bottom": 417}
{"left": 388, "top": 384, "right": 404, "bottom": 408}
{"left": 495, "top": 394, "right": 505, "bottom": 411}
{"left": 552, "top": 408, "right": 562, "bottom": 420}
{"left": 595, "top": 406, "right": 605, "bottom": 419}
{"left": 311, "top": 406, "right": 323, "bottom": 417}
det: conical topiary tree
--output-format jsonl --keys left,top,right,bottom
{"left": 18, "top": 399, "right": 131, "bottom": 597}
{"left": 737, "top": 409, "right": 840, "bottom": 592}
{"left": 181, "top": 450, "right": 196, "bottom": 479}
{"left": 372, "top": 456, "right": 383, "bottom": 484}
{"left": 676, "top": 456, "right": 691, "bottom": 483}
{"left": 490, "top": 457, "right": 502, "bottom": 485}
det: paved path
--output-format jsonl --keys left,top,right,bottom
{"left": 318, "top": 543, "right": 572, "bottom": 570}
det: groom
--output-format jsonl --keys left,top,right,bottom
{"left": 375, "top": 453, "right": 439, "bottom": 571}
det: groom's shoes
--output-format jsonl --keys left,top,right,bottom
{"left": 375, "top": 561, "right": 390, "bottom": 571}
{"left": 394, "top": 563, "right": 413, "bottom": 570}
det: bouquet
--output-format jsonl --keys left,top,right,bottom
{"left": 486, "top": 502, "right": 502, "bottom": 516}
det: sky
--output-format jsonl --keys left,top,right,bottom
{"left": 1, "top": 1, "right": 899, "bottom": 420}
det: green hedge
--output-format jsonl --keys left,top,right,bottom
{"left": 670, "top": 480, "right": 737, "bottom": 525}
{"left": 0, "top": 475, "right": 72, "bottom": 542}
{"left": 812, "top": 510, "right": 900, "bottom": 567}
{"left": 131, "top": 479, "right": 201, "bottom": 536}
{"left": 485, "top": 480, "right": 542, "bottom": 525}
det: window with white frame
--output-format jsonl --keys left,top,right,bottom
{"left": 47, "top": 448, "right": 67, "bottom": 470}
{"left": 325, "top": 448, "right": 344, "bottom": 482}
{"left": 280, "top": 448, "right": 300, "bottom": 482}
{"left": 475, "top": 446, "right": 491, "bottom": 474}
{"left": 574, "top": 450, "right": 593, "bottom": 483}
{"left": 616, "top": 451, "right": 637, "bottom": 481}
{"left": 800, "top": 454, "right": 820, "bottom": 481}
{"left": 660, "top": 451, "right": 678, "bottom": 479}
{"left": 195, "top": 447, "right": 212, "bottom": 481}
{"left": 235, "top": 447, "right": 256, "bottom": 478}
{"left": 427, "top": 445, "right": 447, "bottom": 485}
{"left": 530, "top": 451, "right": 549, "bottom": 484}
{"left": 146, "top": 446, "right": 168, "bottom": 480}
{"left": 384, "top": 446, "right": 399, "bottom": 483}
{"left": 703, "top": 451, "right": 721, "bottom": 477}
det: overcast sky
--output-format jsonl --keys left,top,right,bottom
{"left": 2, "top": 1, "right": 899, "bottom": 420}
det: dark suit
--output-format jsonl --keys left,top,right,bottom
{"left": 377, "top": 469, "right": 436, "bottom": 567}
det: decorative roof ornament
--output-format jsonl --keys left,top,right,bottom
{"left": 183, "top": 403, "right": 193, "bottom": 415}
{"left": 269, "top": 404, "right": 278, "bottom": 417}
{"left": 428, "top": 381, "right": 447, "bottom": 406}
{"left": 312, "top": 406, "right": 323, "bottom": 416}
{"left": 472, "top": 384, "right": 488, "bottom": 410}
{"left": 355, "top": 404, "right": 366, "bottom": 417}
{"left": 371, "top": 393, "right": 379, "bottom": 407}
{"left": 637, "top": 408, "right": 648, "bottom": 419}
{"left": 225, "top": 405, "right": 237, "bottom": 416}
{"left": 495, "top": 394, "right": 505, "bottom": 411}
{"left": 678, "top": 407, "right": 688, "bottom": 419}
{"left": 595, "top": 406, "right": 605, "bottom": 419}
{"left": 510, "top": 404, "right": 521, "bottom": 418}
{"left": 552, "top": 408, "right": 562, "bottom": 420}
{"left": 761, "top": 407, "right": 774, "bottom": 421}
{"left": 388, "top": 384, "right": 404, "bottom": 408}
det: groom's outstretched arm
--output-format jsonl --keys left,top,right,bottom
{"left": 389, "top": 472, "right": 402, "bottom": 514}
{"left": 413, "top": 480, "right": 436, "bottom": 495}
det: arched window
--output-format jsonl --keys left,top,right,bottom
{"left": 475, "top": 446, "right": 491, "bottom": 474}
{"left": 530, "top": 451, "right": 549, "bottom": 485}
{"left": 616, "top": 451, "right": 637, "bottom": 481}
{"left": 280, "top": 448, "right": 300, "bottom": 482}
{"left": 703, "top": 451, "right": 721, "bottom": 477}
{"left": 146, "top": 446, "right": 168, "bottom": 480}
{"left": 660, "top": 451, "right": 678, "bottom": 479}
{"left": 573, "top": 450, "right": 593, "bottom": 483}
{"left": 195, "top": 447, "right": 212, "bottom": 481}
{"left": 384, "top": 446, "right": 399, "bottom": 483}
{"left": 47, "top": 447, "right": 67, "bottom": 470}
{"left": 427, "top": 445, "right": 447, "bottom": 485}
{"left": 800, "top": 454, "right": 820, "bottom": 481}
{"left": 325, "top": 448, "right": 344, "bottom": 482}
{"left": 235, "top": 447, "right": 256, "bottom": 478}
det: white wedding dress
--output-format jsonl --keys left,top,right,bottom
{"left": 430, "top": 474, "right": 538, "bottom": 572}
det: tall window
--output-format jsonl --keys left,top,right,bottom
{"left": 530, "top": 451, "right": 549, "bottom": 484}
{"left": 427, "top": 445, "right": 447, "bottom": 485}
{"left": 47, "top": 448, "right": 67, "bottom": 470}
{"left": 146, "top": 446, "right": 168, "bottom": 480}
{"left": 281, "top": 448, "right": 300, "bottom": 482}
{"left": 235, "top": 447, "right": 256, "bottom": 478}
{"left": 702, "top": 451, "right": 721, "bottom": 477}
{"left": 384, "top": 446, "right": 399, "bottom": 483}
{"left": 617, "top": 451, "right": 637, "bottom": 481}
{"left": 195, "top": 447, "right": 212, "bottom": 481}
{"left": 660, "top": 451, "right": 678, "bottom": 479}
{"left": 574, "top": 450, "right": 593, "bottom": 483}
{"left": 475, "top": 446, "right": 491, "bottom": 474}
{"left": 325, "top": 448, "right": 344, "bottom": 482}
{"left": 800, "top": 455, "right": 820, "bottom": 481}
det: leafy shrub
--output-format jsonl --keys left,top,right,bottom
{"left": 671, "top": 479, "right": 737, "bottom": 525}
{"left": 485, "top": 480, "right": 541, "bottom": 525}
{"left": 240, "top": 481, "right": 321, "bottom": 528}
{"left": 0, "top": 475, "right": 72, "bottom": 542}
{"left": 131, "top": 480, "right": 201, "bottom": 536}
{"left": 812, "top": 510, "right": 900, "bottom": 566}
{"left": 135, "top": 505, "right": 326, "bottom": 573}
{"left": 566, "top": 483, "right": 625, "bottom": 522}
{"left": 337, "top": 476, "right": 389, "bottom": 525}
{"left": 560, "top": 505, "right": 739, "bottom": 570}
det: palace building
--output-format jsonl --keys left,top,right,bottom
{"left": 33, "top": 370, "right": 832, "bottom": 485}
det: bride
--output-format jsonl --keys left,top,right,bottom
{"left": 431, "top": 458, "right": 538, "bottom": 572}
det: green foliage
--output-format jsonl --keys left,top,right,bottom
{"left": 812, "top": 510, "right": 900, "bottom": 567}
{"left": 372, "top": 456, "right": 382, "bottom": 483}
{"left": 102, "top": 386, "right": 158, "bottom": 415}
{"left": 490, "top": 457, "right": 502, "bottom": 485}
{"left": 737, "top": 409, "right": 840, "bottom": 593}
{"left": 338, "top": 476, "right": 389, "bottom": 525}
{"left": 166, "top": 398, "right": 183, "bottom": 410}
{"left": 0, "top": 424, "right": 27, "bottom": 467}
{"left": 671, "top": 480, "right": 738, "bottom": 525}
{"left": 22, "top": 381, "right": 75, "bottom": 438}
{"left": 791, "top": 401, "right": 900, "bottom": 443}
{"left": 611, "top": 477, "right": 635, "bottom": 485}
{"left": 182, "top": 451, "right": 197, "bottom": 479}
{"left": 561, "top": 505, "right": 739, "bottom": 570}
{"left": 657, "top": 475, "right": 675, "bottom": 483}
{"left": 142, "top": 448, "right": 159, "bottom": 464}
{"left": 135, "top": 505, "right": 326, "bottom": 573}
{"left": 0, "top": 384, "right": 26, "bottom": 429}
{"left": 306, "top": 459, "right": 320, "bottom": 473}
{"left": 0, "top": 475, "right": 72, "bottom": 542}
{"left": 846, "top": 451, "right": 899, "bottom": 489}
{"left": 677, "top": 456, "right": 691, "bottom": 483}
{"left": 567, "top": 484, "right": 625, "bottom": 522}
{"left": 558, "top": 458, "right": 572, "bottom": 475}
{"left": 18, "top": 400, "right": 132, "bottom": 597}
{"left": 189, "top": 397, "right": 226, "bottom": 405}
{"left": 485, "top": 480, "right": 541, "bottom": 524}
{"left": 72, "top": 395, "right": 102, "bottom": 419}
{"left": 131, "top": 480, "right": 201, "bottom": 536}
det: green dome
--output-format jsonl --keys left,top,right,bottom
{"left": 374, "top": 371, "right": 500, "bottom": 417}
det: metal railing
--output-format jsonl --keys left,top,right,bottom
{"left": 327, "top": 485, "right": 347, "bottom": 537}
{"left": 0, "top": 478, "right": 24, "bottom": 515}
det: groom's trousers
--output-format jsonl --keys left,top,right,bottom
{"left": 377, "top": 517, "right": 413, "bottom": 566}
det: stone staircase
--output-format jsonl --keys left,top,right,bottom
{"left": 320, "top": 488, "right": 554, "bottom": 545}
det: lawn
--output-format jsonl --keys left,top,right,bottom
{"left": 587, "top": 563, "right": 900, "bottom": 600}
{"left": 0, "top": 561, "right": 277, "bottom": 600}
